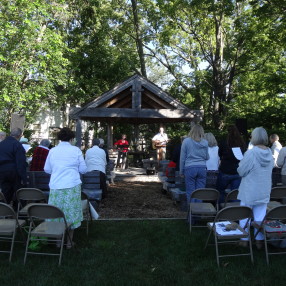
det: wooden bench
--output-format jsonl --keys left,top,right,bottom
{"left": 81, "top": 171, "right": 103, "bottom": 201}
{"left": 26, "top": 171, "right": 103, "bottom": 201}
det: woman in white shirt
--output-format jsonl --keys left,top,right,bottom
{"left": 204, "top": 133, "right": 219, "bottom": 171}
{"left": 44, "top": 127, "right": 87, "bottom": 249}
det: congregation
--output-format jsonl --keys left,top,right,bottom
{"left": 0, "top": 124, "right": 285, "bottom": 251}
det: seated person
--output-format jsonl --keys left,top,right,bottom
{"left": 85, "top": 138, "right": 108, "bottom": 198}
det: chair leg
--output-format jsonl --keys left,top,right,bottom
{"left": 9, "top": 231, "right": 16, "bottom": 262}
{"left": 24, "top": 229, "right": 32, "bottom": 264}
{"left": 214, "top": 235, "right": 220, "bottom": 266}
{"left": 204, "top": 229, "right": 212, "bottom": 250}
{"left": 58, "top": 235, "right": 65, "bottom": 266}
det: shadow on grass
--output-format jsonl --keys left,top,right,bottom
{"left": 0, "top": 220, "right": 285, "bottom": 286}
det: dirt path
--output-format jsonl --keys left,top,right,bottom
{"left": 98, "top": 181, "right": 186, "bottom": 219}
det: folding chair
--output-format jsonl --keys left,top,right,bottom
{"left": 253, "top": 205, "right": 286, "bottom": 265}
{"left": 24, "top": 204, "right": 72, "bottom": 266}
{"left": 16, "top": 188, "right": 47, "bottom": 219}
{"left": 267, "top": 187, "right": 286, "bottom": 211}
{"left": 205, "top": 206, "right": 254, "bottom": 266}
{"left": 220, "top": 189, "right": 240, "bottom": 209}
{"left": 81, "top": 192, "right": 92, "bottom": 236}
{"left": 188, "top": 188, "right": 220, "bottom": 233}
{"left": 0, "top": 191, "right": 7, "bottom": 203}
{"left": 0, "top": 202, "right": 26, "bottom": 262}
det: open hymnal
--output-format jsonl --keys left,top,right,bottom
{"left": 209, "top": 221, "right": 243, "bottom": 235}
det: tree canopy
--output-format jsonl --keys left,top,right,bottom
{"left": 0, "top": 0, "right": 285, "bottom": 134}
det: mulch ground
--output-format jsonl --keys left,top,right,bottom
{"left": 98, "top": 181, "right": 186, "bottom": 219}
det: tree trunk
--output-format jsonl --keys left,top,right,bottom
{"left": 131, "top": 0, "right": 147, "bottom": 78}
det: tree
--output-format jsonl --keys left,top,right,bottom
{"left": 140, "top": 0, "right": 285, "bottom": 129}
{"left": 0, "top": 0, "right": 70, "bottom": 130}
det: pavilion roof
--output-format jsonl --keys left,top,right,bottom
{"left": 70, "top": 74, "right": 202, "bottom": 124}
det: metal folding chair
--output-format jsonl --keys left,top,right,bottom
{"left": 24, "top": 204, "right": 72, "bottom": 266}
{"left": 188, "top": 188, "right": 220, "bottom": 233}
{"left": 16, "top": 188, "right": 47, "bottom": 219}
{"left": 0, "top": 202, "right": 26, "bottom": 261}
{"left": 205, "top": 206, "right": 254, "bottom": 266}
{"left": 220, "top": 189, "right": 240, "bottom": 209}
{"left": 253, "top": 205, "right": 286, "bottom": 265}
{"left": 267, "top": 187, "right": 286, "bottom": 212}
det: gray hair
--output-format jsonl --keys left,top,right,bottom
{"left": 10, "top": 128, "right": 22, "bottom": 138}
{"left": 40, "top": 139, "right": 51, "bottom": 148}
{"left": 251, "top": 127, "right": 268, "bottom": 146}
{"left": 204, "top": 132, "right": 218, "bottom": 147}
{"left": 99, "top": 138, "right": 104, "bottom": 146}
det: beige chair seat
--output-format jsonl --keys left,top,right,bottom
{"left": 0, "top": 219, "right": 25, "bottom": 235}
{"left": 191, "top": 203, "right": 217, "bottom": 215}
{"left": 31, "top": 221, "right": 72, "bottom": 238}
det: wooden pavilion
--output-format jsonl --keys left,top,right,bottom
{"left": 70, "top": 74, "right": 203, "bottom": 148}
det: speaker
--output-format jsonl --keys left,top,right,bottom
{"left": 235, "top": 118, "right": 247, "bottom": 135}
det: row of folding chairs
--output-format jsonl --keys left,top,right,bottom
{"left": 0, "top": 201, "right": 70, "bottom": 265}
{"left": 187, "top": 188, "right": 286, "bottom": 266}
{"left": 0, "top": 188, "right": 93, "bottom": 265}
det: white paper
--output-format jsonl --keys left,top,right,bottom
{"left": 232, "top": 147, "right": 243, "bottom": 160}
{"left": 89, "top": 202, "right": 99, "bottom": 220}
{"left": 210, "top": 221, "right": 243, "bottom": 236}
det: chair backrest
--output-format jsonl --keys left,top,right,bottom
{"left": 0, "top": 202, "right": 16, "bottom": 218}
{"left": 215, "top": 206, "right": 253, "bottom": 222}
{"left": 0, "top": 192, "right": 7, "bottom": 203}
{"left": 225, "top": 189, "right": 239, "bottom": 202}
{"left": 191, "top": 188, "right": 220, "bottom": 202}
{"left": 270, "top": 187, "right": 286, "bottom": 201}
{"left": 27, "top": 204, "right": 65, "bottom": 220}
{"left": 16, "top": 188, "right": 47, "bottom": 202}
{"left": 265, "top": 205, "right": 286, "bottom": 221}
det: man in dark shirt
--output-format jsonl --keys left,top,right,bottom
{"left": 0, "top": 128, "right": 27, "bottom": 204}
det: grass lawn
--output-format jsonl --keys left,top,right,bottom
{"left": 0, "top": 219, "right": 286, "bottom": 286}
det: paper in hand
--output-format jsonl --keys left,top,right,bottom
{"left": 232, "top": 147, "right": 243, "bottom": 160}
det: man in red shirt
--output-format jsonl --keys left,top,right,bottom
{"left": 114, "top": 134, "right": 129, "bottom": 170}
{"left": 30, "top": 139, "right": 51, "bottom": 171}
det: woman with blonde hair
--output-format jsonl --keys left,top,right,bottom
{"left": 204, "top": 132, "right": 219, "bottom": 171}
{"left": 180, "top": 124, "right": 209, "bottom": 204}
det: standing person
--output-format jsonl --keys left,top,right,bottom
{"left": 0, "top": 131, "right": 6, "bottom": 142}
{"left": 85, "top": 138, "right": 108, "bottom": 199}
{"left": 180, "top": 124, "right": 209, "bottom": 204}
{"left": 152, "top": 127, "right": 169, "bottom": 163}
{"left": 269, "top": 134, "right": 282, "bottom": 167}
{"left": 114, "top": 134, "right": 129, "bottom": 169}
{"left": 216, "top": 125, "right": 246, "bottom": 203}
{"left": 30, "top": 139, "right": 51, "bottom": 171}
{"left": 44, "top": 127, "right": 87, "bottom": 249}
{"left": 277, "top": 146, "right": 286, "bottom": 185}
{"left": 204, "top": 132, "right": 219, "bottom": 171}
{"left": 0, "top": 128, "right": 27, "bottom": 205}
{"left": 237, "top": 127, "right": 274, "bottom": 249}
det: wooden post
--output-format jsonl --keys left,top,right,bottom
{"left": 134, "top": 124, "right": 140, "bottom": 151}
{"left": 107, "top": 123, "right": 113, "bottom": 149}
{"left": 75, "top": 119, "right": 82, "bottom": 148}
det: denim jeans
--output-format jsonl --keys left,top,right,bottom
{"left": 184, "top": 166, "right": 207, "bottom": 205}
{"left": 216, "top": 171, "right": 241, "bottom": 204}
